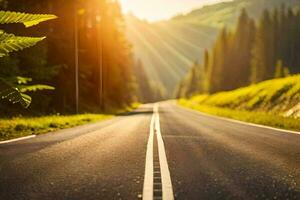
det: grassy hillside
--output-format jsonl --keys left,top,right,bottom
{"left": 173, "top": 0, "right": 299, "bottom": 28}
{"left": 181, "top": 75, "right": 300, "bottom": 115}
{"left": 126, "top": 0, "right": 299, "bottom": 96}
{"left": 179, "top": 75, "right": 300, "bottom": 131}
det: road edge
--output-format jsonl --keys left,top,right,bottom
{"left": 177, "top": 102, "right": 300, "bottom": 135}
{"left": 0, "top": 135, "right": 36, "bottom": 144}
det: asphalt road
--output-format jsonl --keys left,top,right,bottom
{"left": 0, "top": 102, "right": 299, "bottom": 200}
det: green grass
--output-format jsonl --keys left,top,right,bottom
{"left": 0, "top": 114, "right": 112, "bottom": 141}
{"left": 179, "top": 100, "right": 300, "bottom": 132}
{"left": 189, "top": 75, "right": 300, "bottom": 115}
{"left": 178, "top": 75, "right": 300, "bottom": 132}
{"left": 173, "top": 0, "right": 299, "bottom": 28}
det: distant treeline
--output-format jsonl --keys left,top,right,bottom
{"left": 134, "top": 59, "right": 165, "bottom": 103}
{"left": 177, "top": 5, "right": 300, "bottom": 97}
{"left": 0, "top": 0, "right": 155, "bottom": 115}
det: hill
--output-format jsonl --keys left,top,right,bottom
{"left": 173, "top": 0, "right": 299, "bottom": 28}
{"left": 125, "top": 0, "right": 300, "bottom": 97}
{"left": 125, "top": 15, "right": 217, "bottom": 96}
{"left": 181, "top": 75, "right": 300, "bottom": 116}
{"left": 179, "top": 75, "right": 300, "bottom": 131}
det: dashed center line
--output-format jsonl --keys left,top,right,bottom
{"left": 143, "top": 103, "right": 174, "bottom": 200}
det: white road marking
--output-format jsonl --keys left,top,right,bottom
{"left": 143, "top": 112, "right": 155, "bottom": 200}
{"left": 154, "top": 104, "right": 174, "bottom": 200}
{"left": 0, "top": 135, "right": 36, "bottom": 145}
{"left": 143, "top": 103, "right": 174, "bottom": 200}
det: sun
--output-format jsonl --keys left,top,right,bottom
{"left": 119, "top": 0, "right": 187, "bottom": 22}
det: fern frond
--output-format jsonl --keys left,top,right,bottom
{"left": 0, "top": 11, "right": 57, "bottom": 27}
{"left": 0, "top": 30, "right": 45, "bottom": 57}
{"left": 18, "top": 84, "right": 55, "bottom": 93}
{"left": 0, "top": 87, "right": 31, "bottom": 108}
{"left": 0, "top": 78, "right": 54, "bottom": 108}
{"left": 0, "top": 76, "right": 32, "bottom": 85}
{"left": 0, "top": 10, "right": 56, "bottom": 109}
{"left": 16, "top": 76, "right": 32, "bottom": 84}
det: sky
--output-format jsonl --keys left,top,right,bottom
{"left": 119, "top": 0, "right": 229, "bottom": 22}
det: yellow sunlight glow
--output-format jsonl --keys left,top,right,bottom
{"left": 119, "top": 0, "right": 231, "bottom": 22}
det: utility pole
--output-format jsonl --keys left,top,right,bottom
{"left": 74, "top": 2, "right": 79, "bottom": 114}
{"left": 96, "top": 14, "right": 104, "bottom": 110}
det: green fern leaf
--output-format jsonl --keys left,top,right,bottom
{"left": 16, "top": 76, "right": 32, "bottom": 84}
{"left": 18, "top": 84, "right": 55, "bottom": 93}
{"left": 0, "top": 10, "right": 57, "bottom": 108}
{"left": 0, "top": 30, "right": 45, "bottom": 57}
{"left": 0, "top": 11, "right": 57, "bottom": 27}
{"left": 0, "top": 77, "right": 54, "bottom": 108}
{"left": 0, "top": 87, "right": 31, "bottom": 108}
{"left": 0, "top": 76, "right": 32, "bottom": 85}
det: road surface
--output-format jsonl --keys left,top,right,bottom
{"left": 0, "top": 102, "right": 299, "bottom": 200}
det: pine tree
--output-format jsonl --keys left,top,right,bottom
{"left": 274, "top": 60, "right": 284, "bottom": 78}
{"left": 251, "top": 9, "right": 275, "bottom": 83}
{"left": 227, "top": 9, "right": 255, "bottom": 89}
{"left": 203, "top": 49, "right": 210, "bottom": 93}
{"left": 1, "top": 0, "right": 138, "bottom": 113}
{"left": 208, "top": 27, "right": 228, "bottom": 93}
{"left": 178, "top": 5, "right": 300, "bottom": 99}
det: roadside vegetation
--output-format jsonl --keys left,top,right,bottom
{"left": 179, "top": 75, "right": 300, "bottom": 131}
{"left": 0, "top": 102, "right": 142, "bottom": 141}
{"left": 179, "top": 102, "right": 300, "bottom": 132}
{"left": 177, "top": 5, "right": 300, "bottom": 98}
{"left": 0, "top": 114, "right": 112, "bottom": 141}
{"left": 176, "top": 2, "right": 300, "bottom": 132}
{"left": 0, "top": 102, "right": 141, "bottom": 141}
{"left": 0, "top": 1, "right": 144, "bottom": 142}
{"left": 0, "top": 0, "right": 154, "bottom": 116}
{"left": 127, "top": 0, "right": 299, "bottom": 97}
